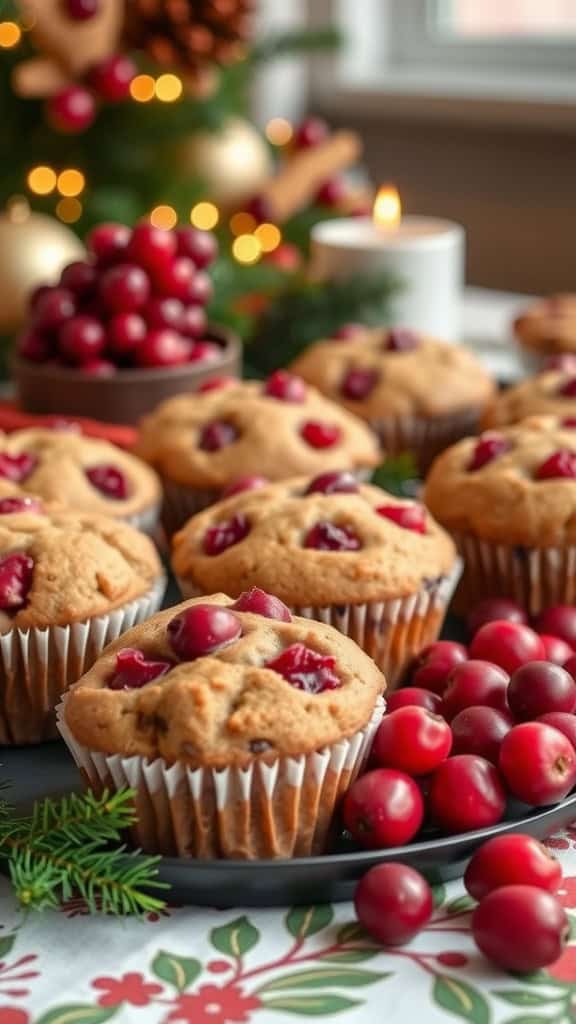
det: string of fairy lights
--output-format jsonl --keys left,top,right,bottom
{"left": 1, "top": 16, "right": 290, "bottom": 266}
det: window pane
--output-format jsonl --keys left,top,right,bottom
{"left": 434, "top": 0, "right": 576, "bottom": 37}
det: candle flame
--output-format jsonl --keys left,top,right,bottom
{"left": 373, "top": 185, "right": 401, "bottom": 229}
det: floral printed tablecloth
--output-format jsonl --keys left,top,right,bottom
{"left": 1, "top": 825, "right": 575, "bottom": 1024}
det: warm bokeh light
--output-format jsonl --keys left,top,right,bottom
{"left": 0, "top": 22, "right": 22, "bottom": 48}
{"left": 155, "top": 74, "right": 183, "bottom": 102}
{"left": 57, "top": 169, "right": 85, "bottom": 197}
{"left": 254, "top": 222, "right": 281, "bottom": 252}
{"left": 56, "top": 197, "right": 82, "bottom": 224}
{"left": 150, "top": 204, "right": 178, "bottom": 229}
{"left": 130, "top": 74, "right": 155, "bottom": 102}
{"left": 229, "top": 211, "right": 256, "bottom": 236}
{"left": 27, "top": 166, "right": 57, "bottom": 195}
{"left": 190, "top": 202, "right": 219, "bottom": 230}
{"left": 232, "top": 234, "right": 262, "bottom": 265}
{"left": 265, "top": 117, "right": 293, "bottom": 146}
{"left": 373, "top": 185, "right": 401, "bottom": 229}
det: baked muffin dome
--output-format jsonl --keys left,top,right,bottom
{"left": 514, "top": 294, "right": 576, "bottom": 357}
{"left": 0, "top": 427, "right": 160, "bottom": 525}
{"left": 483, "top": 370, "right": 576, "bottom": 429}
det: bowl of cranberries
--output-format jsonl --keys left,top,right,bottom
{"left": 13, "top": 222, "right": 241, "bottom": 425}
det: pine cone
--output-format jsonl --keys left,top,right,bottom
{"left": 124, "top": 0, "right": 253, "bottom": 74}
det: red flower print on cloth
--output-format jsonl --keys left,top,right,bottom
{"left": 557, "top": 876, "right": 576, "bottom": 908}
{"left": 545, "top": 825, "right": 576, "bottom": 851}
{"left": 0, "top": 1009, "right": 30, "bottom": 1024}
{"left": 165, "top": 984, "right": 261, "bottom": 1024}
{"left": 548, "top": 944, "right": 576, "bottom": 983}
{"left": 92, "top": 972, "right": 163, "bottom": 1007}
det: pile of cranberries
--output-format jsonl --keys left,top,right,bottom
{"left": 18, "top": 222, "right": 219, "bottom": 374}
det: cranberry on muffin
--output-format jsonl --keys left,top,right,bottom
{"left": 514, "top": 294, "right": 576, "bottom": 372}
{"left": 483, "top": 370, "right": 576, "bottom": 429}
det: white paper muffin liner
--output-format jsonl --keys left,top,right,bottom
{"left": 177, "top": 559, "right": 462, "bottom": 690}
{"left": 369, "top": 408, "right": 484, "bottom": 474}
{"left": 56, "top": 697, "right": 385, "bottom": 860}
{"left": 124, "top": 503, "right": 161, "bottom": 538}
{"left": 0, "top": 575, "right": 166, "bottom": 746}
{"left": 452, "top": 532, "right": 576, "bottom": 617}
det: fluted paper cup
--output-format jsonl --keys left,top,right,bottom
{"left": 369, "top": 408, "right": 484, "bottom": 475}
{"left": 0, "top": 575, "right": 166, "bottom": 746}
{"left": 124, "top": 503, "right": 161, "bottom": 539}
{"left": 57, "top": 697, "right": 384, "bottom": 860}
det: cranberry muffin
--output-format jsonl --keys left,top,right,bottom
{"left": 424, "top": 415, "right": 576, "bottom": 614}
{"left": 59, "top": 591, "right": 385, "bottom": 859}
{"left": 136, "top": 374, "right": 381, "bottom": 535}
{"left": 0, "top": 428, "right": 160, "bottom": 533}
{"left": 171, "top": 471, "right": 460, "bottom": 686}
{"left": 0, "top": 498, "right": 164, "bottom": 744}
{"left": 290, "top": 327, "right": 495, "bottom": 473}
{"left": 483, "top": 370, "right": 576, "bottom": 429}
{"left": 514, "top": 294, "right": 576, "bottom": 372}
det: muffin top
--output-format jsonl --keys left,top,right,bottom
{"left": 289, "top": 328, "right": 495, "bottom": 419}
{"left": 135, "top": 375, "right": 381, "bottom": 489}
{"left": 64, "top": 592, "right": 385, "bottom": 767}
{"left": 0, "top": 428, "right": 160, "bottom": 518}
{"left": 424, "top": 415, "right": 576, "bottom": 546}
{"left": 514, "top": 295, "right": 576, "bottom": 354}
{"left": 171, "top": 472, "right": 457, "bottom": 605}
{"left": 0, "top": 498, "right": 162, "bottom": 630}
{"left": 483, "top": 371, "right": 576, "bottom": 429}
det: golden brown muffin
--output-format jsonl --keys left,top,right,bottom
{"left": 514, "top": 294, "right": 576, "bottom": 357}
{"left": 483, "top": 370, "right": 576, "bottom": 429}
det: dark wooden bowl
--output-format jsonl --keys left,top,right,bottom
{"left": 13, "top": 325, "right": 242, "bottom": 425}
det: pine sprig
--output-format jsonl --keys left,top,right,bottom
{"left": 0, "top": 789, "right": 168, "bottom": 915}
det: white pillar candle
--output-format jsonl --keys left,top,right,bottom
{"left": 310, "top": 190, "right": 465, "bottom": 341}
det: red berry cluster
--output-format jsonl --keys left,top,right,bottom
{"left": 46, "top": 32, "right": 137, "bottom": 135}
{"left": 468, "top": 431, "right": 576, "bottom": 478}
{"left": 19, "top": 223, "right": 219, "bottom": 374}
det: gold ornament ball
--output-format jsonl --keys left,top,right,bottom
{"left": 0, "top": 209, "right": 85, "bottom": 334}
{"left": 177, "top": 117, "right": 272, "bottom": 207}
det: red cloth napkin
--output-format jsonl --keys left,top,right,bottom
{"left": 0, "top": 400, "right": 138, "bottom": 449}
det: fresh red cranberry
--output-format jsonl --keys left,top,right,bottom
{"left": 377, "top": 503, "right": 426, "bottom": 534}
{"left": 411, "top": 641, "right": 468, "bottom": 695}
{"left": 88, "top": 54, "right": 136, "bottom": 101}
{"left": 246, "top": 193, "right": 273, "bottom": 224}
{"left": 305, "top": 471, "right": 359, "bottom": 495}
{"left": 198, "top": 376, "right": 234, "bottom": 393}
{"left": 468, "top": 434, "right": 511, "bottom": 471}
{"left": 144, "top": 297, "right": 183, "bottom": 330}
{"left": 82, "top": 358, "right": 116, "bottom": 376}
{"left": 559, "top": 377, "right": 576, "bottom": 398}
{"left": 465, "top": 834, "right": 562, "bottom": 902}
{"left": 108, "top": 648, "right": 173, "bottom": 690}
{"left": 537, "top": 711, "right": 576, "bottom": 749}
{"left": 29, "top": 284, "right": 52, "bottom": 311}
{"left": 99, "top": 263, "right": 150, "bottom": 314}
{"left": 108, "top": 312, "right": 146, "bottom": 356}
{"left": 451, "top": 706, "right": 513, "bottom": 764}
{"left": 203, "top": 514, "right": 250, "bottom": 555}
{"left": 33, "top": 288, "right": 76, "bottom": 331}
{"left": 372, "top": 706, "right": 452, "bottom": 775}
{"left": 176, "top": 227, "right": 218, "bottom": 268}
{"left": 0, "top": 553, "right": 34, "bottom": 610}
{"left": 65, "top": 0, "right": 100, "bottom": 18}
{"left": 18, "top": 330, "right": 53, "bottom": 363}
{"left": 294, "top": 116, "right": 329, "bottom": 148}
{"left": 385, "top": 328, "right": 419, "bottom": 352}
{"left": 429, "top": 755, "right": 506, "bottom": 833}
{"left": 471, "top": 886, "right": 568, "bottom": 972}
{"left": 545, "top": 354, "right": 576, "bottom": 372}
{"left": 333, "top": 322, "right": 365, "bottom": 339}
{"left": 199, "top": 420, "right": 238, "bottom": 452}
{"left": 500, "top": 722, "right": 576, "bottom": 804}
{"left": 304, "top": 521, "right": 361, "bottom": 551}
{"left": 508, "top": 661, "right": 576, "bottom": 720}
{"left": 538, "top": 633, "right": 573, "bottom": 665}
{"left": 537, "top": 450, "right": 576, "bottom": 479}
{"left": 343, "top": 769, "right": 424, "bottom": 848}
{"left": 180, "top": 305, "right": 208, "bottom": 338}
{"left": 263, "top": 370, "right": 306, "bottom": 402}
{"left": 440, "top": 661, "right": 510, "bottom": 721}
{"left": 60, "top": 260, "right": 97, "bottom": 298}
{"left": 562, "top": 417, "right": 576, "bottom": 428}
{"left": 536, "top": 606, "right": 576, "bottom": 648}
{"left": 168, "top": 604, "right": 242, "bottom": 660}
{"left": 341, "top": 368, "right": 379, "bottom": 400}
{"left": 136, "top": 329, "right": 190, "bottom": 368}
{"left": 354, "top": 864, "right": 433, "bottom": 946}
{"left": 231, "top": 588, "right": 292, "bottom": 622}
{"left": 0, "top": 453, "right": 37, "bottom": 483}
{"left": 154, "top": 257, "right": 196, "bottom": 302}
{"left": 386, "top": 687, "right": 441, "bottom": 714}
{"left": 127, "top": 223, "right": 176, "bottom": 270}
{"left": 187, "top": 271, "right": 212, "bottom": 306}
{"left": 189, "top": 341, "right": 220, "bottom": 364}
{"left": 58, "top": 315, "right": 106, "bottom": 365}
{"left": 86, "top": 464, "right": 128, "bottom": 500}
{"left": 469, "top": 620, "right": 545, "bottom": 674}
{"left": 0, "top": 497, "right": 42, "bottom": 515}
{"left": 87, "top": 223, "right": 130, "bottom": 267}
{"left": 300, "top": 421, "right": 342, "bottom": 448}
{"left": 266, "top": 643, "right": 341, "bottom": 693}
{"left": 316, "top": 178, "right": 347, "bottom": 206}
{"left": 467, "top": 597, "right": 527, "bottom": 636}
{"left": 47, "top": 85, "right": 96, "bottom": 132}
{"left": 221, "top": 475, "right": 268, "bottom": 498}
